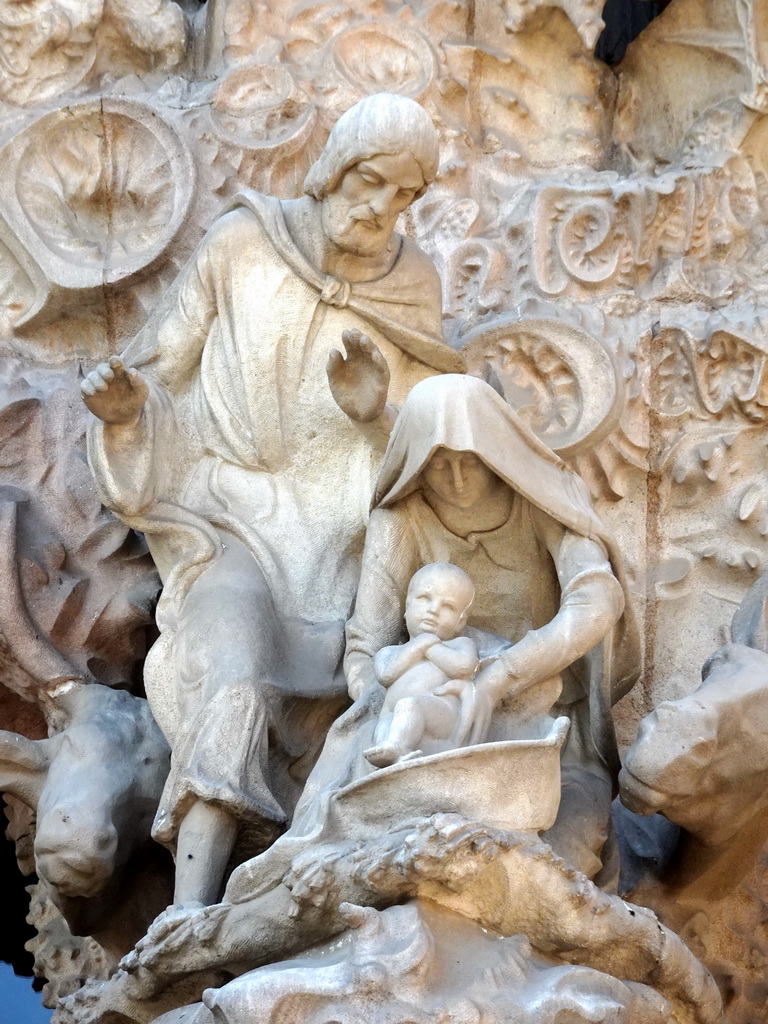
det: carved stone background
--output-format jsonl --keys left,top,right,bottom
{"left": 2, "top": 0, "right": 768, "bottom": 1020}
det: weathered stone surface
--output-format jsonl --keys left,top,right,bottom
{"left": 0, "top": 1, "right": 766, "bottom": 1022}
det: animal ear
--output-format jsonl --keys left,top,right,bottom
{"left": 0, "top": 730, "right": 52, "bottom": 809}
{"left": 731, "top": 572, "right": 768, "bottom": 652}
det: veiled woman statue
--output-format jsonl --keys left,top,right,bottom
{"left": 343, "top": 372, "right": 640, "bottom": 877}
{"left": 220, "top": 372, "right": 640, "bottom": 903}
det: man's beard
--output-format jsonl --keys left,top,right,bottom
{"left": 324, "top": 201, "right": 392, "bottom": 256}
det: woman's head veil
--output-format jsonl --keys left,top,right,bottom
{"left": 375, "top": 374, "right": 603, "bottom": 542}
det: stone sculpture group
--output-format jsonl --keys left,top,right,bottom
{"left": 60, "top": 90, "right": 715, "bottom": 1024}
{"left": 2, "top": 2, "right": 768, "bottom": 1023}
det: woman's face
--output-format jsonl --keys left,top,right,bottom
{"left": 422, "top": 449, "right": 500, "bottom": 509}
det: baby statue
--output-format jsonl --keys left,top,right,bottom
{"left": 364, "top": 562, "right": 480, "bottom": 768}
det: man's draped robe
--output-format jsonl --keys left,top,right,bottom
{"left": 86, "top": 192, "right": 461, "bottom": 845}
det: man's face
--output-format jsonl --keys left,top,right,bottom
{"left": 320, "top": 151, "right": 425, "bottom": 257}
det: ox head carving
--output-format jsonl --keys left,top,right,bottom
{"left": 0, "top": 683, "right": 170, "bottom": 912}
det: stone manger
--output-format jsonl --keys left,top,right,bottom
{"left": 335, "top": 716, "right": 571, "bottom": 836}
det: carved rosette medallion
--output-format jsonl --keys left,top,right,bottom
{"left": 0, "top": 98, "right": 194, "bottom": 295}
{"left": 0, "top": 0, "right": 186, "bottom": 108}
{"left": 331, "top": 21, "right": 437, "bottom": 100}
{"left": 0, "top": 0, "right": 103, "bottom": 106}
{"left": 211, "top": 64, "right": 316, "bottom": 153}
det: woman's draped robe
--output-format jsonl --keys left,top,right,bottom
{"left": 345, "top": 494, "right": 624, "bottom": 878}
{"left": 86, "top": 192, "right": 461, "bottom": 846}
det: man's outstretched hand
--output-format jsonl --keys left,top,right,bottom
{"left": 81, "top": 355, "right": 149, "bottom": 425}
{"left": 327, "top": 329, "right": 390, "bottom": 423}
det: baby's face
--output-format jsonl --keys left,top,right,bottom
{"left": 405, "top": 569, "right": 472, "bottom": 640}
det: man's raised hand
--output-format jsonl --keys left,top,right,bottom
{"left": 326, "top": 328, "right": 390, "bottom": 423}
{"left": 81, "top": 355, "right": 149, "bottom": 425}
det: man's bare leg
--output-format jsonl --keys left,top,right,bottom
{"left": 174, "top": 801, "right": 238, "bottom": 907}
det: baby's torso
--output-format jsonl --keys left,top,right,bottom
{"left": 382, "top": 658, "right": 453, "bottom": 710}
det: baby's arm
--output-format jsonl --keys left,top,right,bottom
{"left": 426, "top": 636, "right": 479, "bottom": 680}
{"left": 374, "top": 634, "right": 441, "bottom": 686}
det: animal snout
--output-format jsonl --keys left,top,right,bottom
{"left": 35, "top": 810, "right": 118, "bottom": 898}
{"left": 622, "top": 700, "right": 717, "bottom": 809}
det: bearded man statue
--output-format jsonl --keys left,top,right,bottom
{"left": 81, "top": 93, "right": 462, "bottom": 909}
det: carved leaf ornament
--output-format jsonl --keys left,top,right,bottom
{"left": 448, "top": 238, "right": 509, "bottom": 319}
{"left": 557, "top": 198, "right": 619, "bottom": 284}
{"left": 461, "top": 316, "right": 621, "bottom": 456}
{"left": 643, "top": 326, "right": 768, "bottom": 423}
{"left": 531, "top": 161, "right": 759, "bottom": 299}
{"left": 534, "top": 187, "right": 623, "bottom": 294}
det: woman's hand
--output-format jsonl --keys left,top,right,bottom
{"left": 473, "top": 657, "right": 520, "bottom": 706}
{"left": 348, "top": 675, "right": 386, "bottom": 706}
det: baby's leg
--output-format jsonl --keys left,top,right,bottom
{"left": 411, "top": 694, "right": 459, "bottom": 743}
{"left": 365, "top": 697, "right": 426, "bottom": 767}
{"left": 365, "top": 696, "right": 458, "bottom": 767}
{"left": 372, "top": 711, "right": 394, "bottom": 746}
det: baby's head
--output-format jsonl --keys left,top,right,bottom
{"left": 405, "top": 562, "right": 475, "bottom": 641}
